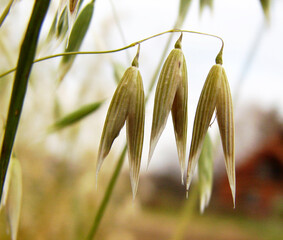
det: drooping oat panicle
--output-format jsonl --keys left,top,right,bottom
{"left": 216, "top": 68, "right": 235, "bottom": 207}
{"left": 97, "top": 47, "right": 145, "bottom": 197}
{"left": 186, "top": 64, "right": 222, "bottom": 191}
{"left": 148, "top": 34, "right": 188, "bottom": 181}
{"left": 198, "top": 133, "right": 213, "bottom": 213}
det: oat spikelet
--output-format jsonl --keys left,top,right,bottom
{"left": 127, "top": 68, "right": 145, "bottom": 197}
{"left": 187, "top": 59, "right": 235, "bottom": 207}
{"left": 148, "top": 34, "right": 188, "bottom": 181}
{"left": 216, "top": 68, "right": 235, "bottom": 207}
{"left": 186, "top": 64, "right": 222, "bottom": 191}
{"left": 96, "top": 69, "right": 133, "bottom": 174}
{"left": 97, "top": 47, "right": 145, "bottom": 197}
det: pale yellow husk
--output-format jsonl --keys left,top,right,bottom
{"left": 148, "top": 36, "right": 188, "bottom": 181}
{"left": 186, "top": 64, "right": 222, "bottom": 191}
{"left": 216, "top": 68, "right": 235, "bottom": 207}
{"left": 187, "top": 63, "right": 235, "bottom": 207}
{"left": 97, "top": 62, "right": 145, "bottom": 197}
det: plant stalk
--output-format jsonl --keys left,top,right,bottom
{"left": 0, "top": 0, "right": 14, "bottom": 27}
{"left": 86, "top": 146, "right": 127, "bottom": 240}
{"left": 0, "top": 0, "right": 51, "bottom": 200}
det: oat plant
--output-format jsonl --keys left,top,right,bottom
{"left": 0, "top": 0, "right": 239, "bottom": 239}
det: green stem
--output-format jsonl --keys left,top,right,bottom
{"left": 0, "top": 0, "right": 14, "bottom": 27}
{"left": 86, "top": 146, "right": 127, "bottom": 240}
{"left": 0, "top": 0, "right": 51, "bottom": 200}
{"left": 0, "top": 29, "right": 224, "bottom": 79}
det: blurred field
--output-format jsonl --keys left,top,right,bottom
{"left": 0, "top": 144, "right": 282, "bottom": 240}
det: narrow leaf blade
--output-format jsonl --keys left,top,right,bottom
{"left": 48, "top": 100, "right": 104, "bottom": 132}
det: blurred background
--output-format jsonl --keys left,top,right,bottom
{"left": 0, "top": 0, "right": 282, "bottom": 239}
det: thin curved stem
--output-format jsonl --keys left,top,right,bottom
{"left": 86, "top": 146, "right": 127, "bottom": 240}
{"left": 0, "top": 29, "right": 224, "bottom": 79}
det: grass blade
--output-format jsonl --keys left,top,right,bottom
{"left": 0, "top": 0, "right": 51, "bottom": 200}
{"left": 126, "top": 70, "right": 145, "bottom": 198}
{"left": 0, "top": 0, "right": 14, "bottom": 27}
{"left": 48, "top": 100, "right": 104, "bottom": 132}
